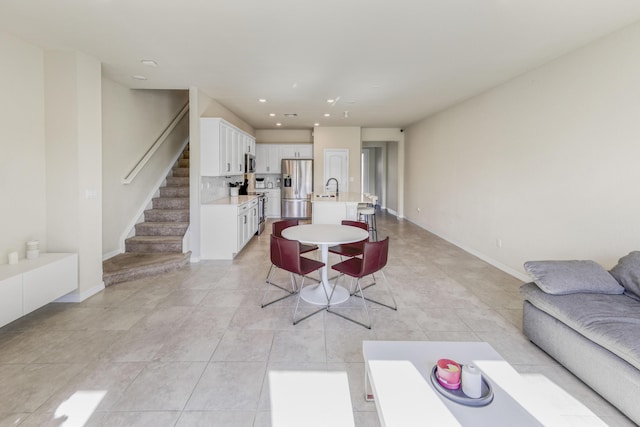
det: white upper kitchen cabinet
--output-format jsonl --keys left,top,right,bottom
{"left": 244, "top": 134, "right": 256, "bottom": 154}
{"left": 232, "top": 130, "right": 244, "bottom": 174}
{"left": 280, "top": 144, "right": 313, "bottom": 159}
{"left": 255, "top": 144, "right": 268, "bottom": 173}
{"left": 255, "top": 144, "right": 282, "bottom": 174}
{"left": 200, "top": 118, "right": 255, "bottom": 176}
{"left": 255, "top": 143, "right": 312, "bottom": 174}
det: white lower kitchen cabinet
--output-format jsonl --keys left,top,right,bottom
{"left": 264, "top": 188, "right": 281, "bottom": 218}
{"left": 0, "top": 253, "right": 78, "bottom": 328}
{"left": 201, "top": 196, "right": 259, "bottom": 260}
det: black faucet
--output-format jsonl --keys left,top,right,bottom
{"left": 325, "top": 178, "right": 339, "bottom": 195}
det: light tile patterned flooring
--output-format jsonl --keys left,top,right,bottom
{"left": 0, "top": 212, "right": 634, "bottom": 426}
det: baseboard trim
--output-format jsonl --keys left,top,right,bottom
{"left": 102, "top": 249, "right": 122, "bottom": 261}
{"left": 55, "top": 281, "right": 105, "bottom": 303}
{"left": 404, "top": 217, "right": 529, "bottom": 283}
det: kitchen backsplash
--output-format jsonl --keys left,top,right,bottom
{"left": 200, "top": 176, "right": 244, "bottom": 203}
{"left": 255, "top": 174, "right": 281, "bottom": 188}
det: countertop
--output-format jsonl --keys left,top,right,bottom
{"left": 311, "top": 192, "right": 372, "bottom": 203}
{"left": 202, "top": 194, "right": 260, "bottom": 206}
{"left": 252, "top": 188, "right": 281, "bottom": 193}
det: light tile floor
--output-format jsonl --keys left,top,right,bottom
{"left": 0, "top": 212, "right": 634, "bottom": 426}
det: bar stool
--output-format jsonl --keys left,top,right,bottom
{"left": 358, "top": 195, "right": 378, "bottom": 241}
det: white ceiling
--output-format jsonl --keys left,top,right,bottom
{"left": 2, "top": 0, "right": 640, "bottom": 130}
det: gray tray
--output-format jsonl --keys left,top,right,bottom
{"left": 429, "top": 365, "right": 494, "bottom": 407}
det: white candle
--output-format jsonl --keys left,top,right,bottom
{"left": 8, "top": 251, "right": 18, "bottom": 265}
{"left": 462, "top": 363, "right": 483, "bottom": 398}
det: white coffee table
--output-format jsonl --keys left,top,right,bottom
{"left": 363, "top": 341, "right": 606, "bottom": 427}
{"left": 282, "top": 224, "right": 369, "bottom": 305}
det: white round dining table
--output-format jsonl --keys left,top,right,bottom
{"left": 281, "top": 224, "right": 369, "bottom": 305}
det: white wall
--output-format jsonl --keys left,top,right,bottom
{"left": 312, "top": 127, "right": 361, "bottom": 194}
{"left": 102, "top": 79, "right": 188, "bottom": 255}
{"left": 255, "top": 129, "right": 312, "bottom": 143}
{"left": 387, "top": 142, "right": 399, "bottom": 214}
{"left": 0, "top": 32, "right": 104, "bottom": 298}
{"left": 0, "top": 33, "right": 47, "bottom": 264}
{"left": 202, "top": 99, "right": 254, "bottom": 136}
{"left": 45, "top": 50, "right": 104, "bottom": 297}
{"left": 404, "top": 21, "right": 640, "bottom": 278}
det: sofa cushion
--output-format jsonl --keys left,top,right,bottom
{"left": 521, "top": 282, "right": 640, "bottom": 370}
{"left": 523, "top": 260, "right": 624, "bottom": 295}
{"left": 610, "top": 251, "right": 640, "bottom": 300}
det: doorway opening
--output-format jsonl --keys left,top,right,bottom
{"left": 361, "top": 141, "right": 399, "bottom": 215}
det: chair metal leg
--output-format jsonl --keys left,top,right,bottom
{"left": 371, "top": 212, "right": 378, "bottom": 241}
{"left": 352, "top": 271, "right": 397, "bottom": 311}
{"left": 292, "top": 274, "right": 326, "bottom": 325}
{"left": 261, "top": 265, "right": 297, "bottom": 308}
{"left": 327, "top": 275, "right": 371, "bottom": 329}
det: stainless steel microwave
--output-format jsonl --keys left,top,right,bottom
{"left": 245, "top": 153, "right": 256, "bottom": 173}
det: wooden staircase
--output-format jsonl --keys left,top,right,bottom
{"left": 103, "top": 146, "right": 191, "bottom": 286}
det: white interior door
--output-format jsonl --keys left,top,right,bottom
{"left": 323, "top": 149, "right": 349, "bottom": 193}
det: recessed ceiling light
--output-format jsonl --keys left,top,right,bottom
{"left": 140, "top": 59, "right": 157, "bottom": 67}
{"left": 268, "top": 113, "right": 276, "bottom": 117}
{"left": 258, "top": 98, "right": 267, "bottom": 103}
{"left": 323, "top": 113, "right": 330, "bottom": 117}
{"left": 314, "top": 123, "right": 320, "bottom": 127}
{"left": 132, "top": 75, "right": 147, "bottom": 80}
{"left": 276, "top": 122, "right": 282, "bottom": 126}
{"left": 326, "top": 99, "right": 334, "bottom": 103}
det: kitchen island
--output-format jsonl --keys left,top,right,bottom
{"left": 311, "top": 192, "right": 372, "bottom": 224}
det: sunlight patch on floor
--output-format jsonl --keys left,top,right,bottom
{"left": 269, "top": 370, "right": 355, "bottom": 427}
{"left": 54, "top": 390, "right": 106, "bottom": 427}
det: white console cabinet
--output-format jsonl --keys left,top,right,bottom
{"left": 0, "top": 253, "right": 78, "bottom": 328}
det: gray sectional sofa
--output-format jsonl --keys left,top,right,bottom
{"left": 520, "top": 253, "right": 640, "bottom": 425}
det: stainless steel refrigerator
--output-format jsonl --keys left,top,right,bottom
{"left": 281, "top": 159, "right": 313, "bottom": 219}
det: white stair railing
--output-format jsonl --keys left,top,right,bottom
{"left": 122, "top": 101, "right": 189, "bottom": 184}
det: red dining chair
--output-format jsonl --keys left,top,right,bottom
{"left": 263, "top": 220, "right": 319, "bottom": 306}
{"left": 329, "top": 237, "right": 397, "bottom": 329}
{"left": 261, "top": 234, "right": 297, "bottom": 308}
{"left": 269, "top": 235, "right": 326, "bottom": 325}
{"left": 328, "top": 220, "right": 369, "bottom": 259}
{"left": 272, "top": 219, "right": 318, "bottom": 254}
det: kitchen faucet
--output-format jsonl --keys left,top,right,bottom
{"left": 325, "top": 178, "right": 339, "bottom": 195}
